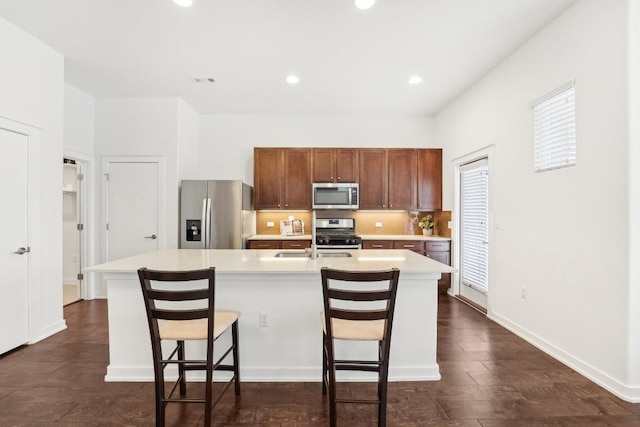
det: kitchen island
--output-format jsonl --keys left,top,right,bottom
{"left": 86, "top": 248, "right": 454, "bottom": 383}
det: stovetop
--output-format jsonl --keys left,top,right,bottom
{"left": 314, "top": 218, "right": 361, "bottom": 246}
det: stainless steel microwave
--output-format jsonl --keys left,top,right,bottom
{"left": 312, "top": 183, "right": 359, "bottom": 210}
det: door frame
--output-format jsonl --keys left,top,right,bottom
{"left": 63, "top": 150, "right": 95, "bottom": 300}
{"left": 451, "top": 145, "right": 496, "bottom": 314}
{"left": 100, "top": 156, "right": 166, "bottom": 264}
{"left": 0, "top": 115, "right": 42, "bottom": 343}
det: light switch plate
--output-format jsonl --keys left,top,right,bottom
{"left": 266, "top": 221, "right": 274, "bottom": 227}
{"left": 447, "top": 221, "right": 452, "bottom": 229}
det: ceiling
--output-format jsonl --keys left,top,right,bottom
{"left": 0, "top": 0, "right": 576, "bottom": 115}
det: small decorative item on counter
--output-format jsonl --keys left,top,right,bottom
{"left": 281, "top": 215, "right": 304, "bottom": 235}
{"left": 408, "top": 211, "right": 418, "bottom": 236}
{"left": 291, "top": 219, "right": 304, "bottom": 235}
{"left": 419, "top": 215, "right": 434, "bottom": 236}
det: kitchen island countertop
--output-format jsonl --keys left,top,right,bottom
{"left": 87, "top": 249, "right": 451, "bottom": 383}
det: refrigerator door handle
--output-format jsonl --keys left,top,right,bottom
{"left": 201, "top": 198, "right": 207, "bottom": 249}
{"left": 206, "top": 198, "right": 212, "bottom": 249}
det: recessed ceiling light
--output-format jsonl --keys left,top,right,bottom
{"left": 355, "top": 0, "right": 375, "bottom": 10}
{"left": 286, "top": 75, "right": 300, "bottom": 85}
{"left": 173, "top": 0, "right": 193, "bottom": 7}
{"left": 408, "top": 76, "right": 422, "bottom": 85}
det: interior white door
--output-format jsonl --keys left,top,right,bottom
{"left": 0, "top": 128, "right": 29, "bottom": 354}
{"left": 106, "top": 161, "right": 159, "bottom": 261}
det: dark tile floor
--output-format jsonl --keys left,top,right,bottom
{"left": 1, "top": 297, "right": 639, "bottom": 426}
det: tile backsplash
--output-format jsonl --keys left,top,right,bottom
{"left": 255, "top": 210, "right": 452, "bottom": 238}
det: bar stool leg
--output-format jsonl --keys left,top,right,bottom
{"left": 232, "top": 320, "right": 241, "bottom": 395}
{"left": 322, "top": 333, "right": 328, "bottom": 395}
{"left": 178, "top": 340, "right": 186, "bottom": 396}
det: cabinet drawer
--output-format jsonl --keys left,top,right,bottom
{"left": 424, "top": 241, "right": 450, "bottom": 252}
{"left": 363, "top": 240, "right": 393, "bottom": 249}
{"left": 281, "top": 240, "right": 311, "bottom": 249}
{"left": 248, "top": 240, "right": 280, "bottom": 249}
{"left": 393, "top": 241, "right": 423, "bottom": 252}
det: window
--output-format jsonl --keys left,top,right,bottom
{"left": 531, "top": 81, "right": 576, "bottom": 172}
{"left": 459, "top": 158, "right": 489, "bottom": 293}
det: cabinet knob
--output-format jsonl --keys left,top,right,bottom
{"left": 382, "top": 204, "right": 386, "bottom": 208}
{"left": 389, "top": 204, "right": 392, "bottom": 208}
{"left": 285, "top": 204, "right": 288, "bottom": 207}
{"left": 330, "top": 176, "right": 333, "bottom": 180}
{"left": 337, "top": 176, "right": 341, "bottom": 180}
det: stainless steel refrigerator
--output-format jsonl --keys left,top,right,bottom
{"left": 180, "top": 180, "right": 255, "bottom": 249}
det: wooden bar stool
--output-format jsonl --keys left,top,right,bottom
{"left": 137, "top": 267, "right": 241, "bottom": 427}
{"left": 320, "top": 267, "right": 400, "bottom": 427}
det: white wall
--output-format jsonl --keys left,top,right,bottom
{"left": 177, "top": 99, "right": 200, "bottom": 181}
{"left": 64, "top": 83, "right": 95, "bottom": 156}
{"left": 0, "top": 16, "right": 65, "bottom": 341}
{"left": 627, "top": 0, "right": 640, "bottom": 399}
{"left": 436, "top": 0, "right": 635, "bottom": 399}
{"left": 198, "top": 115, "right": 435, "bottom": 184}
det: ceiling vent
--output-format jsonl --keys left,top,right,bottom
{"left": 193, "top": 77, "right": 215, "bottom": 83}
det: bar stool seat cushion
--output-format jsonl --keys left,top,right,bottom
{"left": 160, "top": 310, "right": 240, "bottom": 341}
{"left": 320, "top": 312, "right": 385, "bottom": 341}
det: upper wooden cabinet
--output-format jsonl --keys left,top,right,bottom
{"left": 254, "top": 148, "right": 282, "bottom": 209}
{"left": 254, "top": 147, "right": 312, "bottom": 210}
{"left": 312, "top": 148, "right": 358, "bottom": 183}
{"left": 387, "top": 149, "right": 417, "bottom": 210}
{"left": 254, "top": 146, "right": 442, "bottom": 211}
{"left": 417, "top": 149, "right": 442, "bottom": 210}
{"left": 358, "top": 149, "right": 388, "bottom": 209}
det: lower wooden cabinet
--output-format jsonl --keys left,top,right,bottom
{"left": 424, "top": 241, "right": 451, "bottom": 293}
{"left": 280, "top": 240, "right": 311, "bottom": 250}
{"left": 248, "top": 239, "right": 311, "bottom": 250}
{"left": 362, "top": 240, "right": 393, "bottom": 249}
{"left": 364, "top": 239, "right": 451, "bottom": 294}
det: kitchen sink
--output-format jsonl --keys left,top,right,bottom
{"left": 274, "top": 251, "right": 308, "bottom": 258}
{"left": 273, "top": 251, "right": 352, "bottom": 258}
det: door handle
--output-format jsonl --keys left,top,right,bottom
{"left": 14, "top": 247, "right": 30, "bottom": 254}
{"left": 145, "top": 234, "right": 157, "bottom": 240}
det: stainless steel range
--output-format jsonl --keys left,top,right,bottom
{"left": 314, "top": 218, "right": 362, "bottom": 250}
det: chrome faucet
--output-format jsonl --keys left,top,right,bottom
{"left": 308, "top": 210, "right": 318, "bottom": 259}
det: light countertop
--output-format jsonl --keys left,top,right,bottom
{"left": 86, "top": 248, "right": 454, "bottom": 275}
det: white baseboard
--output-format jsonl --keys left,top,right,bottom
{"left": 105, "top": 365, "right": 441, "bottom": 383}
{"left": 489, "top": 311, "right": 640, "bottom": 403}
{"left": 29, "top": 320, "right": 67, "bottom": 344}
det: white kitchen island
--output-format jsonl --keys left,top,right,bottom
{"left": 86, "top": 248, "right": 454, "bottom": 383}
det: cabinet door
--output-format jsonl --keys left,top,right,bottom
{"left": 363, "top": 240, "right": 393, "bottom": 249}
{"left": 387, "top": 149, "right": 417, "bottom": 210}
{"left": 335, "top": 149, "right": 358, "bottom": 182}
{"left": 283, "top": 148, "right": 312, "bottom": 209}
{"left": 254, "top": 148, "right": 282, "bottom": 209}
{"left": 312, "top": 148, "right": 334, "bottom": 183}
{"left": 359, "top": 149, "right": 387, "bottom": 209}
{"left": 417, "top": 149, "right": 442, "bottom": 210}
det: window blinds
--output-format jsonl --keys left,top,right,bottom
{"left": 532, "top": 83, "right": 576, "bottom": 172}
{"left": 460, "top": 158, "right": 489, "bottom": 293}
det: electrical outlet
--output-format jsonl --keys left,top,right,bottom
{"left": 259, "top": 311, "right": 269, "bottom": 327}
{"left": 521, "top": 286, "right": 527, "bottom": 299}
{"left": 375, "top": 222, "right": 383, "bottom": 228}
{"left": 266, "top": 221, "right": 275, "bottom": 228}
{"left": 447, "top": 221, "right": 452, "bottom": 229}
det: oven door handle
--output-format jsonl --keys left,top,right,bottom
{"left": 316, "top": 245, "right": 361, "bottom": 250}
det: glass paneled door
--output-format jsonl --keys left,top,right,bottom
{"left": 459, "top": 158, "right": 489, "bottom": 309}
